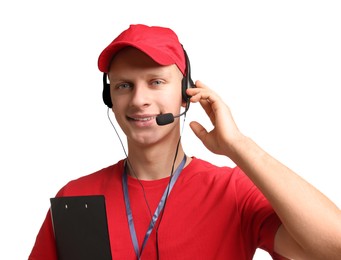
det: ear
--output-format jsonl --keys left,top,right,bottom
{"left": 181, "top": 99, "right": 191, "bottom": 112}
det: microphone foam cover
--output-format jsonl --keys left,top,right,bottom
{"left": 156, "top": 113, "right": 174, "bottom": 126}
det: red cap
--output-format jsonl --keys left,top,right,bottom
{"left": 98, "top": 24, "right": 186, "bottom": 75}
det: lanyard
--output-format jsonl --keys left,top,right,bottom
{"left": 122, "top": 155, "right": 187, "bottom": 259}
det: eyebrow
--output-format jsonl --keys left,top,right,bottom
{"left": 109, "top": 68, "right": 174, "bottom": 83}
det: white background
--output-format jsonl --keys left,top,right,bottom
{"left": 1, "top": 1, "right": 341, "bottom": 259}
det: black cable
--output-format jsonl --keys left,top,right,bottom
{"left": 107, "top": 108, "right": 153, "bottom": 219}
{"left": 107, "top": 107, "right": 187, "bottom": 260}
{"left": 155, "top": 112, "right": 187, "bottom": 259}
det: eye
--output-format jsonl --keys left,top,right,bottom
{"left": 151, "top": 79, "right": 164, "bottom": 87}
{"left": 116, "top": 82, "right": 132, "bottom": 90}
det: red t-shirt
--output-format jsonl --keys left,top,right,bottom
{"left": 29, "top": 157, "right": 284, "bottom": 259}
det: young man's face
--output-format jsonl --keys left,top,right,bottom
{"left": 108, "top": 47, "right": 185, "bottom": 146}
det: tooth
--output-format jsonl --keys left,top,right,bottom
{"left": 133, "top": 116, "right": 155, "bottom": 121}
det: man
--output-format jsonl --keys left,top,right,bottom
{"left": 29, "top": 24, "right": 341, "bottom": 259}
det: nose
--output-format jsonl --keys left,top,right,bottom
{"left": 130, "top": 84, "right": 151, "bottom": 108}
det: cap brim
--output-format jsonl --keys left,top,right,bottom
{"left": 98, "top": 41, "right": 175, "bottom": 73}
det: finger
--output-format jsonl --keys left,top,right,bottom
{"left": 186, "top": 80, "right": 207, "bottom": 100}
{"left": 189, "top": 121, "right": 208, "bottom": 142}
{"left": 198, "top": 98, "right": 216, "bottom": 125}
{"left": 187, "top": 81, "right": 220, "bottom": 105}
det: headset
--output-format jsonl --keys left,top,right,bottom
{"left": 101, "top": 47, "right": 195, "bottom": 109}
{"left": 103, "top": 47, "right": 195, "bottom": 258}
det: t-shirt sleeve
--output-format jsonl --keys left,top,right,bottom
{"left": 28, "top": 210, "right": 58, "bottom": 260}
{"left": 233, "top": 167, "right": 283, "bottom": 256}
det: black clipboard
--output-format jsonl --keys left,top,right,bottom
{"left": 50, "top": 195, "right": 112, "bottom": 260}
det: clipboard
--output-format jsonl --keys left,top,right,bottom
{"left": 50, "top": 195, "right": 112, "bottom": 260}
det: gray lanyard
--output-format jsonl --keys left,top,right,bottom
{"left": 122, "top": 155, "right": 187, "bottom": 259}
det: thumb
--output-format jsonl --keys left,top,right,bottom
{"left": 189, "top": 121, "right": 208, "bottom": 143}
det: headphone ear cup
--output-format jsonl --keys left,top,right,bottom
{"left": 181, "top": 48, "right": 195, "bottom": 103}
{"left": 181, "top": 77, "right": 189, "bottom": 102}
{"left": 102, "top": 73, "right": 113, "bottom": 108}
{"left": 181, "top": 75, "right": 195, "bottom": 102}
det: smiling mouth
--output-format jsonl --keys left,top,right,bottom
{"left": 128, "top": 116, "right": 156, "bottom": 122}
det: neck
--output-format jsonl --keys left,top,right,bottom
{"left": 126, "top": 141, "right": 188, "bottom": 180}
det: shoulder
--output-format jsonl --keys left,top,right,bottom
{"left": 55, "top": 159, "right": 125, "bottom": 196}
{"left": 183, "top": 157, "right": 263, "bottom": 200}
{"left": 184, "top": 157, "right": 245, "bottom": 183}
